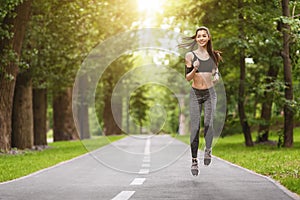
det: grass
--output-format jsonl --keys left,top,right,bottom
{"left": 175, "top": 127, "right": 300, "bottom": 195}
{"left": 0, "top": 135, "right": 124, "bottom": 183}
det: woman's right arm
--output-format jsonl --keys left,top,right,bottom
{"left": 185, "top": 52, "right": 198, "bottom": 81}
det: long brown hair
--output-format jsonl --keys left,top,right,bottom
{"left": 179, "top": 26, "right": 222, "bottom": 66}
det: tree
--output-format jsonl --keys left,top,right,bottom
{"left": 101, "top": 66, "right": 123, "bottom": 135}
{"left": 281, "top": 0, "right": 294, "bottom": 147}
{"left": 253, "top": 2, "right": 282, "bottom": 142}
{"left": 98, "top": 57, "right": 134, "bottom": 135}
{"left": 92, "top": 1, "right": 140, "bottom": 136}
{"left": 237, "top": 0, "right": 253, "bottom": 146}
{"left": 53, "top": 88, "right": 79, "bottom": 141}
{"left": 257, "top": 66, "right": 280, "bottom": 142}
{"left": 23, "top": 0, "right": 109, "bottom": 141}
{"left": 0, "top": 0, "right": 32, "bottom": 151}
{"left": 33, "top": 88, "right": 47, "bottom": 145}
{"left": 289, "top": 1, "right": 300, "bottom": 127}
{"left": 130, "top": 85, "right": 150, "bottom": 134}
{"left": 11, "top": 72, "right": 34, "bottom": 149}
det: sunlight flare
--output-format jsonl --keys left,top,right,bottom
{"left": 137, "top": 0, "right": 164, "bottom": 14}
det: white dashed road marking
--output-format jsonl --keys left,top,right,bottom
{"left": 143, "top": 155, "right": 151, "bottom": 162}
{"left": 130, "top": 178, "right": 146, "bottom": 185}
{"left": 138, "top": 168, "right": 149, "bottom": 174}
{"left": 144, "top": 138, "right": 151, "bottom": 155}
{"left": 111, "top": 191, "right": 135, "bottom": 200}
{"left": 142, "top": 163, "right": 150, "bottom": 168}
{"left": 112, "top": 138, "right": 151, "bottom": 200}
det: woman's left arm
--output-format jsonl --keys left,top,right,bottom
{"left": 212, "top": 68, "right": 220, "bottom": 84}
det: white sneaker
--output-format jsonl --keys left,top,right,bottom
{"left": 191, "top": 158, "right": 199, "bottom": 176}
{"left": 204, "top": 148, "right": 212, "bottom": 166}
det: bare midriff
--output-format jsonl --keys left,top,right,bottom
{"left": 192, "top": 72, "right": 213, "bottom": 90}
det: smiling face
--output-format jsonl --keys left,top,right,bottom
{"left": 195, "top": 29, "right": 210, "bottom": 48}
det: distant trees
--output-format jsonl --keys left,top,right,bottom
{"left": 129, "top": 85, "right": 150, "bottom": 134}
{"left": 0, "top": 0, "right": 139, "bottom": 151}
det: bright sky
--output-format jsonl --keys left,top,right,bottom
{"left": 135, "top": 0, "right": 165, "bottom": 28}
{"left": 135, "top": 0, "right": 170, "bottom": 66}
{"left": 137, "top": 0, "right": 164, "bottom": 14}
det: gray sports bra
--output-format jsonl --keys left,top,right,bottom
{"left": 185, "top": 52, "right": 216, "bottom": 74}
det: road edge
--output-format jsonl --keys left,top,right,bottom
{"left": 213, "top": 156, "right": 300, "bottom": 200}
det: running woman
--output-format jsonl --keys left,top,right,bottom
{"left": 180, "top": 26, "right": 222, "bottom": 176}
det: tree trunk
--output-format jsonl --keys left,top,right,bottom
{"left": 281, "top": 0, "right": 294, "bottom": 147}
{"left": 257, "top": 63, "right": 279, "bottom": 142}
{"left": 103, "top": 94, "right": 122, "bottom": 135}
{"left": 139, "top": 121, "right": 143, "bottom": 135}
{"left": 75, "top": 74, "right": 90, "bottom": 139}
{"left": 0, "top": 0, "right": 32, "bottom": 151}
{"left": 11, "top": 73, "right": 34, "bottom": 149}
{"left": 53, "top": 88, "right": 79, "bottom": 141}
{"left": 238, "top": 0, "right": 253, "bottom": 147}
{"left": 258, "top": 103, "right": 271, "bottom": 142}
{"left": 238, "top": 54, "right": 253, "bottom": 147}
{"left": 33, "top": 88, "right": 47, "bottom": 146}
{"left": 77, "top": 103, "right": 90, "bottom": 139}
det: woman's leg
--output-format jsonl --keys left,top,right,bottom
{"left": 190, "top": 89, "right": 202, "bottom": 159}
{"left": 203, "top": 88, "right": 217, "bottom": 165}
{"left": 203, "top": 88, "right": 217, "bottom": 149}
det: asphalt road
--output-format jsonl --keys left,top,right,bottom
{"left": 0, "top": 135, "right": 299, "bottom": 200}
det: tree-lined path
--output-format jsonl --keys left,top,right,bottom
{"left": 1, "top": 1, "right": 299, "bottom": 199}
{"left": 0, "top": 135, "right": 298, "bottom": 200}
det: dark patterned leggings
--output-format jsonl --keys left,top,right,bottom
{"left": 189, "top": 87, "right": 217, "bottom": 158}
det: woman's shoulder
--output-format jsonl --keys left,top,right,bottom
{"left": 185, "top": 51, "right": 194, "bottom": 59}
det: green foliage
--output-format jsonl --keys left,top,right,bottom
{"left": 0, "top": 0, "right": 23, "bottom": 74}
{"left": 129, "top": 84, "right": 151, "bottom": 132}
{"left": 22, "top": 0, "right": 139, "bottom": 91}
{"left": 294, "top": 83, "right": 300, "bottom": 120}
{"left": 129, "top": 84, "right": 180, "bottom": 134}
{"left": 164, "top": 0, "right": 300, "bottom": 135}
{"left": 0, "top": 0, "right": 22, "bottom": 32}
{"left": 23, "top": 0, "right": 95, "bottom": 90}
{"left": 95, "top": 54, "right": 136, "bottom": 131}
